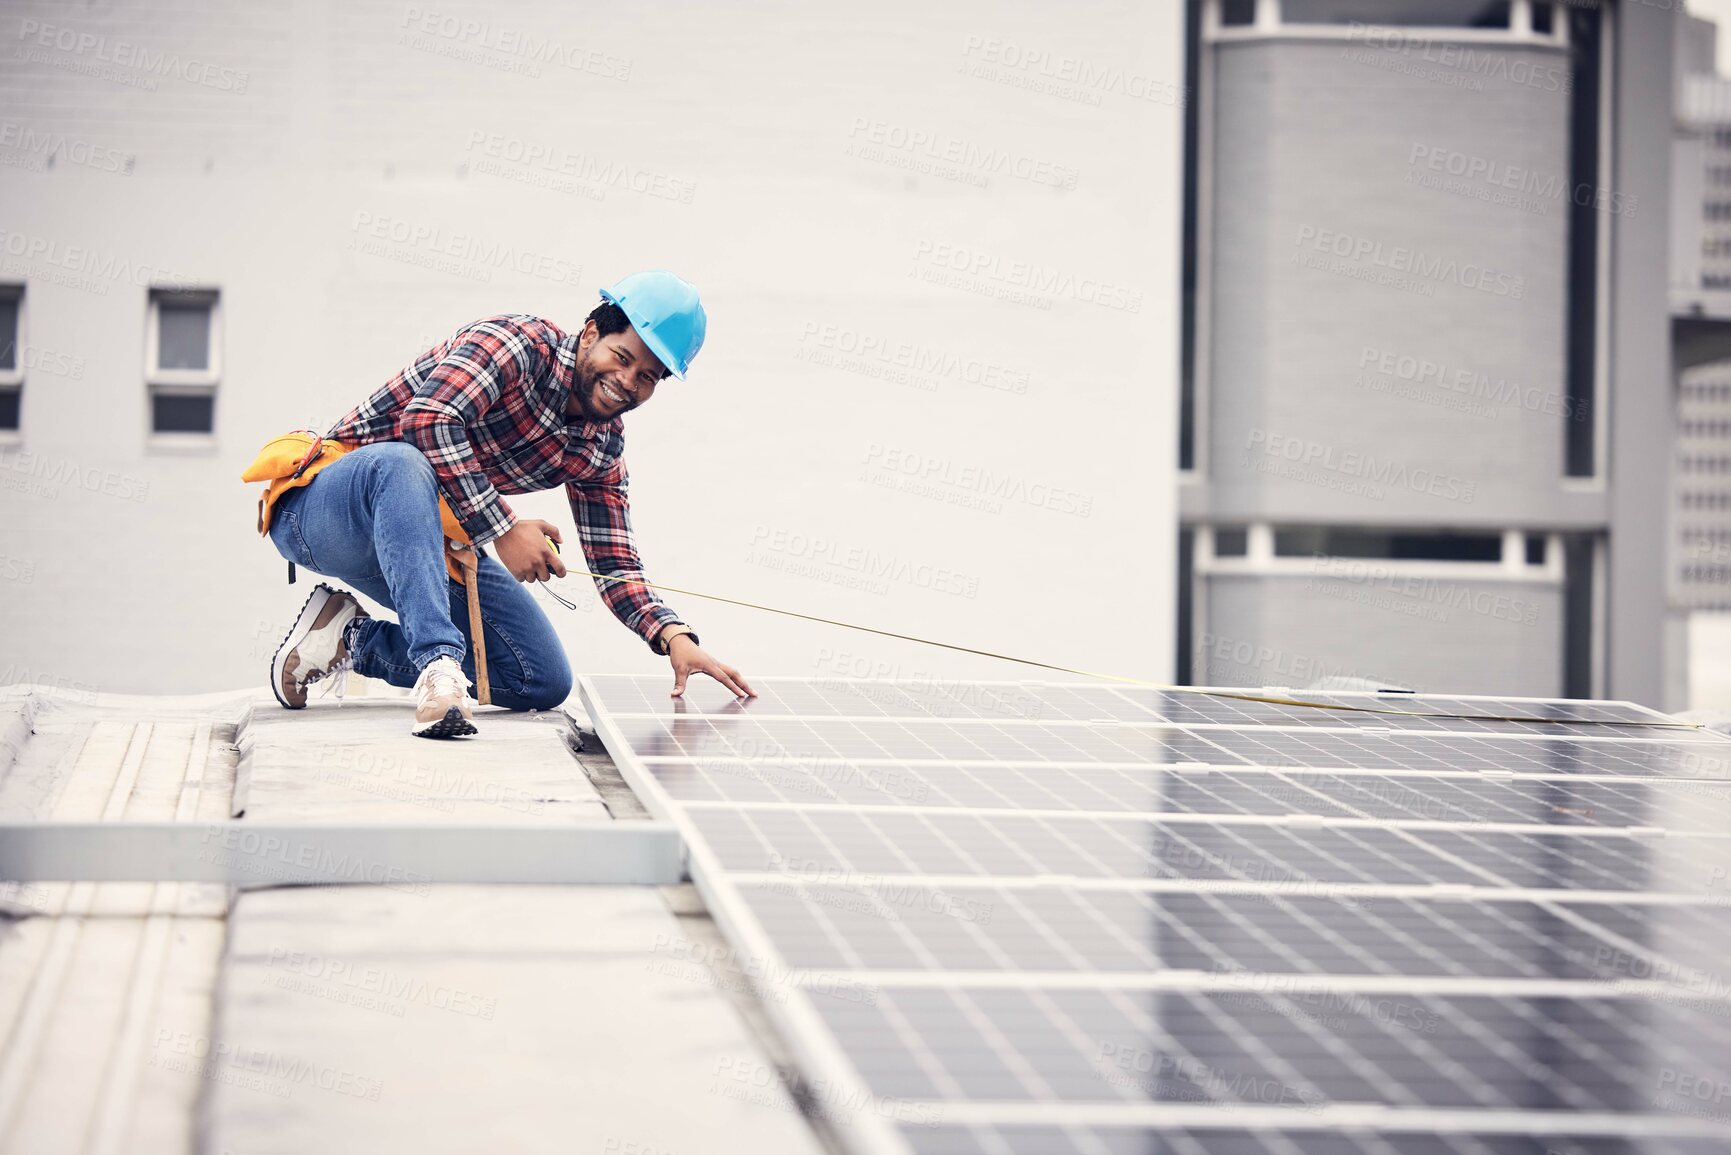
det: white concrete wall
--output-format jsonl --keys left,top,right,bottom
{"left": 1689, "top": 611, "right": 1731, "bottom": 710}
{"left": 0, "top": 0, "right": 1184, "bottom": 696}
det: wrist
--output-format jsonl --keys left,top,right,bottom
{"left": 654, "top": 624, "right": 698, "bottom": 655}
{"left": 478, "top": 514, "right": 518, "bottom": 549}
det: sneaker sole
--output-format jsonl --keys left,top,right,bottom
{"left": 269, "top": 583, "right": 337, "bottom": 710}
{"left": 412, "top": 705, "right": 478, "bottom": 740}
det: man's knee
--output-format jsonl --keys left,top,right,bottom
{"left": 521, "top": 652, "right": 573, "bottom": 711}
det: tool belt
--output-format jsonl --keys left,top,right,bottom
{"left": 241, "top": 430, "right": 474, "bottom": 584}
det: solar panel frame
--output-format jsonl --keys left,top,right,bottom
{"left": 582, "top": 676, "right": 1692, "bottom": 736}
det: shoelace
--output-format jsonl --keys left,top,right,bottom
{"left": 300, "top": 612, "right": 363, "bottom": 707}
{"left": 305, "top": 656, "right": 355, "bottom": 706}
{"left": 415, "top": 659, "right": 470, "bottom": 708}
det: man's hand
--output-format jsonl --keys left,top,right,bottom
{"left": 669, "top": 634, "right": 755, "bottom": 699}
{"left": 493, "top": 519, "right": 567, "bottom": 583}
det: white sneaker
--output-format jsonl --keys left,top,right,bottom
{"left": 271, "top": 584, "right": 366, "bottom": 709}
{"left": 411, "top": 655, "right": 477, "bottom": 739}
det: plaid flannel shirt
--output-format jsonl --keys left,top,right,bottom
{"left": 328, "top": 314, "right": 687, "bottom": 650}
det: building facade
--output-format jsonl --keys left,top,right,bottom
{"left": 1673, "top": 34, "right": 1731, "bottom": 619}
{"left": 1179, "top": 0, "right": 1679, "bottom": 705}
{"left": 0, "top": 0, "right": 1183, "bottom": 697}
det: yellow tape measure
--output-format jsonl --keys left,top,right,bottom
{"left": 540, "top": 567, "right": 1702, "bottom": 731}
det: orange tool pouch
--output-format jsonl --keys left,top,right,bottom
{"left": 241, "top": 431, "right": 474, "bottom": 584}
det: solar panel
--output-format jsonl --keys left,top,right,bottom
{"left": 642, "top": 763, "right": 1731, "bottom": 832}
{"left": 577, "top": 675, "right": 1731, "bottom": 1153}
{"left": 583, "top": 676, "right": 1691, "bottom": 737}
{"left": 605, "top": 714, "right": 1731, "bottom": 780}
{"left": 585, "top": 671, "right": 1689, "bottom": 737}
{"left": 898, "top": 1129, "right": 1731, "bottom": 1155}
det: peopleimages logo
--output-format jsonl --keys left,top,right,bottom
{"left": 0, "top": 448, "right": 149, "bottom": 502}
{"left": 0, "top": 229, "right": 199, "bottom": 295}
{"left": 798, "top": 322, "right": 1031, "bottom": 395}
{"left": 911, "top": 240, "right": 1144, "bottom": 312}
{"left": 746, "top": 524, "right": 980, "bottom": 598}
{"left": 348, "top": 211, "right": 583, "bottom": 286}
{"left": 1408, "top": 144, "right": 1636, "bottom": 218}
{"left": 16, "top": 19, "right": 250, "bottom": 93}
{"left": 399, "top": 7, "right": 631, "bottom": 79}
{"left": 1294, "top": 225, "right": 1525, "bottom": 299}
{"left": 1244, "top": 429, "right": 1479, "bottom": 505}
{"left": 1194, "top": 632, "right": 1401, "bottom": 693}
{"left": 1358, "top": 346, "right": 1585, "bottom": 421}
{"left": 464, "top": 130, "right": 695, "bottom": 204}
{"left": 1307, "top": 554, "right": 1539, "bottom": 626}
{"left": 0, "top": 121, "right": 133, "bottom": 175}
{"left": 846, "top": 117, "right": 1079, "bottom": 189}
{"left": 1345, "top": 23, "right": 1573, "bottom": 94}
{"left": 958, "top": 35, "right": 1186, "bottom": 108}
{"left": 863, "top": 443, "right": 1094, "bottom": 517}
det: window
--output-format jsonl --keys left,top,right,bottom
{"left": 147, "top": 287, "right": 219, "bottom": 438}
{"left": 0, "top": 285, "right": 19, "bottom": 433}
{"left": 1179, "top": 0, "right": 1204, "bottom": 470}
{"left": 1213, "top": 526, "right": 1249, "bottom": 556}
{"left": 1206, "top": 0, "right": 1561, "bottom": 38}
{"left": 1562, "top": 2, "right": 1602, "bottom": 477}
{"left": 1524, "top": 533, "right": 1547, "bottom": 566}
{"left": 1176, "top": 528, "right": 1196, "bottom": 684}
{"left": 1280, "top": 0, "right": 1510, "bottom": 26}
{"left": 1220, "top": 0, "right": 1256, "bottom": 24}
{"left": 1561, "top": 533, "right": 1596, "bottom": 696}
{"left": 1272, "top": 526, "right": 1503, "bottom": 561}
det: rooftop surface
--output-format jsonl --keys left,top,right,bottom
{"left": 6, "top": 677, "right": 1731, "bottom": 1155}
{"left": 0, "top": 683, "right": 831, "bottom": 1155}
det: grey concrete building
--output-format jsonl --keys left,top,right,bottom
{"left": 1179, "top": 0, "right": 1679, "bottom": 705}
{"left": 1672, "top": 25, "right": 1731, "bottom": 618}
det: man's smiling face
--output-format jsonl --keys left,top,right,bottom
{"left": 567, "top": 318, "right": 668, "bottom": 422}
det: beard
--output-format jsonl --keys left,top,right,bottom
{"left": 569, "top": 353, "right": 630, "bottom": 422}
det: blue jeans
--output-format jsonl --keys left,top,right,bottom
{"left": 267, "top": 441, "right": 573, "bottom": 711}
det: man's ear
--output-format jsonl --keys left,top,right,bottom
{"left": 577, "top": 319, "right": 598, "bottom": 353}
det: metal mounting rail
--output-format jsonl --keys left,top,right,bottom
{"left": 0, "top": 821, "right": 686, "bottom": 886}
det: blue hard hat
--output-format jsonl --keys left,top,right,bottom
{"left": 598, "top": 270, "right": 707, "bottom": 380}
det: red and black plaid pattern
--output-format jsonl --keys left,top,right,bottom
{"left": 329, "top": 314, "right": 685, "bottom": 648}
